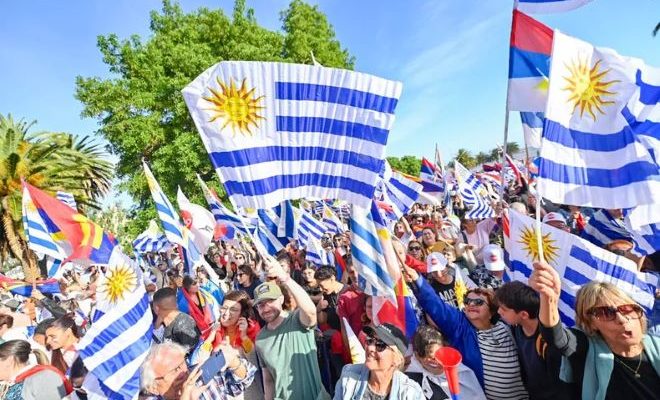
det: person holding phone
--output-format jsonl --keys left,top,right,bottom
{"left": 140, "top": 339, "right": 256, "bottom": 400}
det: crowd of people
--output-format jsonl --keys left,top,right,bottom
{"left": 0, "top": 176, "right": 659, "bottom": 400}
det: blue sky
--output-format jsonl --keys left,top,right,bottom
{"left": 1, "top": 0, "right": 658, "bottom": 204}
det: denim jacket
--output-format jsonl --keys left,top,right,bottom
{"left": 333, "top": 364, "right": 424, "bottom": 400}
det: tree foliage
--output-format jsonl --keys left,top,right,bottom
{"left": 76, "top": 0, "right": 355, "bottom": 237}
{"left": 386, "top": 155, "right": 421, "bottom": 177}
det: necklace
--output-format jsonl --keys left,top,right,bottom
{"left": 614, "top": 353, "right": 643, "bottom": 378}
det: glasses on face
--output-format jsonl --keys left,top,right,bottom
{"left": 409, "top": 246, "right": 422, "bottom": 252}
{"left": 220, "top": 305, "right": 241, "bottom": 314}
{"left": 464, "top": 297, "right": 486, "bottom": 307}
{"left": 588, "top": 304, "right": 643, "bottom": 321}
{"left": 237, "top": 273, "right": 245, "bottom": 277}
{"left": 365, "top": 337, "right": 389, "bottom": 352}
{"left": 154, "top": 360, "right": 187, "bottom": 381}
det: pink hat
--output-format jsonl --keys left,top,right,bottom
{"left": 426, "top": 252, "right": 448, "bottom": 273}
{"left": 542, "top": 212, "right": 567, "bottom": 225}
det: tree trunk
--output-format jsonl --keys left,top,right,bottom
{"left": 1, "top": 209, "right": 39, "bottom": 280}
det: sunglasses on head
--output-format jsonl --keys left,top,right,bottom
{"left": 464, "top": 297, "right": 486, "bottom": 307}
{"left": 365, "top": 336, "right": 389, "bottom": 352}
{"left": 587, "top": 304, "right": 643, "bottom": 321}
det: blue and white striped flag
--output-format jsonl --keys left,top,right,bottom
{"left": 142, "top": 161, "right": 184, "bottom": 246}
{"left": 538, "top": 31, "right": 660, "bottom": 209}
{"left": 515, "top": 0, "right": 592, "bottom": 14}
{"left": 256, "top": 209, "right": 290, "bottom": 255}
{"left": 197, "top": 175, "right": 254, "bottom": 233}
{"left": 455, "top": 160, "right": 495, "bottom": 219}
{"left": 77, "top": 246, "right": 152, "bottom": 400}
{"left": 306, "top": 237, "right": 331, "bottom": 267}
{"left": 182, "top": 61, "right": 402, "bottom": 210}
{"left": 581, "top": 209, "right": 632, "bottom": 249}
{"left": 56, "top": 191, "right": 77, "bottom": 211}
{"left": 381, "top": 166, "right": 423, "bottom": 219}
{"left": 350, "top": 203, "right": 396, "bottom": 301}
{"left": 22, "top": 185, "right": 67, "bottom": 260}
{"left": 297, "top": 208, "right": 327, "bottom": 246}
{"left": 520, "top": 112, "right": 543, "bottom": 148}
{"left": 505, "top": 210, "right": 657, "bottom": 327}
{"left": 322, "top": 204, "right": 345, "bottom": 233}
{"left": 274, "top": 200, "right": 297, "bottom": 240}
{"left": 132, "top": 221, "right": 171, "bottom": 254}
{"left": 624, "top": 205, "right": 660, "bottom": 256}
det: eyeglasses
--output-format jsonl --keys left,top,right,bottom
{"left": 587, "top": 304, "right": 643, "bottom": 321}
{"left": 408, "top": 247, "right": 422, "bottom": 251}
{"left": 365, "top": 337, "right": 389, "bottom": 352}
{"left": 236, "top": 273, "right": 245, "bottom": 277}
{"left": 220, "top": 306, "right": 241, "bottom": 314}
{"left": 464, "top": 297, "right": 486, "bottom": 307}
{"left": 154, "top": 360, "right": 187, "bottom": 381}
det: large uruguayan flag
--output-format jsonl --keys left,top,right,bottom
{"left": 132, "top": 220, "right": 171, "bottom": 254}
{"left": 350, "top": 203, "right": 396, "bottom": 301}
{"left": 77, "top": 247, "right": 152, "bottom": 400}
{"left": 297, "top": 208, "right": 327, "bottom": 246}
{"left": 538, "top": 31, "right": 660, "bottom": 209}
{"left": 197, "top": 175, "right": 254, "bottom": 233}
{"left": 22, "top": 186, "right": 67, "bottom": 260}
{"left": 515, "top": 0, "right": 592, "bottom": 14}
{"left": 56, "top": 191, "right": 77, "bottom": 211}
{"left": 182, "top": 62, "right": 402, "bottom": 210}
{"left": 505, "top": 210, "right": 657, "bottom": 326}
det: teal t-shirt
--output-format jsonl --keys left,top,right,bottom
{"left": 256, "top": 309, "right": 330, "bottom": 400}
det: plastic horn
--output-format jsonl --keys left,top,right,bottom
{"left": 435, "top": 346, "right": 462, "bottom": 400}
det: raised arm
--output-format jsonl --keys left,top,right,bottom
{"left": 265, "top": 258, "right": 317, "bottom": 328}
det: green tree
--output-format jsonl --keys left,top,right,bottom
{"left": 454, "top": 148, "right": 476, "bottom": 169}
{"left": 76, "top": 0, "right": 355, "bottom": 236}
{"left": 0, "top": 114, "right": 112, "bottom": 277}
{"left": 386, "top": 155, "right": 421, "bottom": 176}
{"left": 90, "top": 204, "right": 132, "bottom": 254}
{"left": 474, "top": 151, "right": 489, "bottom": 165}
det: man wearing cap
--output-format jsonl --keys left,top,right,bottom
{"left": 541, "top": 212, "right": 570, "bottom": 233}
{"left": 334, "top": 323, "right": 423, "bottom": 399}
{"left": 468, "top": 244, "right": 505, "bottom": 290}
{"left": 254, "top": 259, "right": 330, "bottom": 400}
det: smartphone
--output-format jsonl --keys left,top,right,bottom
{"left": 200, "top": 351, "right": 226, "bottom": 385}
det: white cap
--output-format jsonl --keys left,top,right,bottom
{"left": 426, "top": 252, "right": 448, "bottom": 273}
{"left": 482, "top": 244, "right": 505, "bottom": 271}
{"left": 542, "top": 212, "right": 567, "bottom": 225}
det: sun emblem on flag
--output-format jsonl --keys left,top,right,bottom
{"left": 97, "top": 263, "right": 138, "bottom": 304}
{"left": 562, "top": 57, "right": 620, "bottom": 121}
{"left": 518, "top": 225, "right": 560, "bottom": 265}
{"left": 203, "top": 77, "right": 265, "bottom": 136}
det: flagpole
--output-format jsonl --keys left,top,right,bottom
{"left": 499, "top": 5, "right": 516, "bottom": 205}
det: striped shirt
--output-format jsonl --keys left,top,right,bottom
{"left": 477, "top": 321, "right": 528, "bottom": 400}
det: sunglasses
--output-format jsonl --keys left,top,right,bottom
{"left": 365, "top": 336, "right": 389, "bottom": 352}
{"left": 409, "top": 246, "right": 422, "bottom": 251}
{"left": 587, "top": 304, "right": 643, "bottom": 321}
{"left": 237, "top": 273, "right": 245, "bottom": 277}
{"left": 464, "top": 297, "right": 486, "bottom": 307}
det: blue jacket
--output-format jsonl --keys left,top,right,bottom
{"left": 413, "top": 276, "right": 485, "bottom": 388}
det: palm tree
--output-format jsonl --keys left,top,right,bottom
{"left": 0, "top": 114, "right": 113, "bottom": 279}
{"left": 455, "top": 148, "right": 476, "bottom": 169}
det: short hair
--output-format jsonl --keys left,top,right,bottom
{"left": 153, "top": 287, "right": 177, "bottom": 307}
{"left": 0, "top": 314, "right": 14, "bottom": 329}
{"left": 314, "top": 265, "right": 336, "bottom": 281}
{"left": 495, "top": 281, "right": 540, "bottom": 319}
{"left": 575, "top": 281, "right": 647, "bottom": 336}
{"left": 412, "top": 325, "right": 445, "bottom": 359}
{"left": 465, "top": 288, "right": 498, "bottom": 316}
{"left": 140, "top": 341, "right": 188, "bottom": 392}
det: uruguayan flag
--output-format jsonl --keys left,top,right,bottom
{"left": 77, "top": 246, "right": 152, "bottom": 400}
{"left": 380, "top": 161, "right": 422, "bottom": 219}
{"left": 132, "top": 220, "right": 171, "bottom": 254}
{"left": 538, "top": 31, "right": 660, "bottom": 209}
{"left": 350, "top": 203, "right": 396, "bottom": 301}
{"left": 322, "top": 204, "right": 345, "bottom": 233}
{"left": 297, "top": 208, "right": 327, "bottom": 246}
{"left": 454, "top": 160, "right": 495, "bottom": 219}
{"left": 256, "top": 209, "right": 290, "bottom": 255}
{"left": 182, "top": 61, "right": 402, "bottom": 210}
{"left": 197, "top": 175, "right": 254, "bottom": 233}
{"left": 624, "top": 205, "right": 660, "bottom": 256}
{"left": 515, "top": 0, "right": 592, "bottom": 14}
{"left": 306, "top": 237, "right": 331, "bottom": 266}
{"left": 142, "top": 161, "right": 184, "bottom": 245}
{"left": 274, "top": 200, "right": 297, "bottom": 240}
{"left": 581, "top": 209, "right": 632, "bottom": 249}
{"left": 505, "top": 210, "right": 657, "bottom": 326}
{"left": 22, "top": 186, "right": 67, "bottom": 260}
{"left": 520, "top": 112, "right": 544, "bottom": 148}
{"left": 56, "top": 191, "right": 77, "bottom": 211}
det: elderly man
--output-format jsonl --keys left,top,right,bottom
{"left": 140, "top": 340, "right": 255, "bottom": 400}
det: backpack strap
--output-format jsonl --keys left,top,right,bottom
{"left": 14, "top": 364, "right": 73, "bottom": 395}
